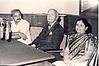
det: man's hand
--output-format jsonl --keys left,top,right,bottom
{"left": 12, "top": 32, "right": 21, "bottom": 39}
{"left": 12, "top": 32, "right": 27, "bottom": 40}
{"left": 18, "top": 32, "right": 27, "bottom": 40}
{"left": 31, "top": 44, "right": 36, "bottom": 48}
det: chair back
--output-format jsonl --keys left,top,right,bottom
{"left": 30, "top": 27, "right": 43, "bottom": 42}
{"left": 59, "top": 35, "right": 67, "bottom": 50}
{"left": 87, "top": 48, "right": 98, "bottom": 66}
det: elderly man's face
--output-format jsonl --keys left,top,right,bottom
{"left": 12, "top": 11, "right": 21, "bottom": 23}
{"left": 47, "top": 10, "right": 58, "bottom": 24}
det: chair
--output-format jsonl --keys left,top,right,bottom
{"left": 46, "top": 35, "right": 67, "bottom": 61}
{"left": 87, "top": 48, "right": 98, "bottom": 66}
{"left": 30, "top": 27, "right": 43, "bottom": 42}
{"left": 46, "top": 35, "right": 67, "bottom": 52}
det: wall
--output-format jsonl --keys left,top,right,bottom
{"left": 0, "top": 0, "right": 79, "bottom": 15}
{"left": 64, "top": 15, "right": 98, "bottom": 36}
{"left": 64, "top": 5, "right": 98, "bottom": 36}
{"left": 0, "top": 14, "right": 47, "bottom": 28}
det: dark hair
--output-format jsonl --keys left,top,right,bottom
{"left": 75, "top": 18, "right": 92, "bottom": 33}
{"left": 11, "top": 9, "right": 23, "bottom": 19}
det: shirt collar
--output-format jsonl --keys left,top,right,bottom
{"left": 49, "top": 21, "right": 56, "bottom": 27}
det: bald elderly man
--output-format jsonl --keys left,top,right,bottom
{"left": 32, "top": 9, "right": 64, "bottom": 51}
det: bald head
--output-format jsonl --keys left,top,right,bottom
{"left": 47, "top": 9, "right": 59, "bottom": 24}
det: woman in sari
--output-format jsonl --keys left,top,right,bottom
{"left": 53, "top": 18, "right": 97, "bottom": 66}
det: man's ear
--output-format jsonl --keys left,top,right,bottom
{"left": 11, "top": 17, "right": 13, "bottom": 20}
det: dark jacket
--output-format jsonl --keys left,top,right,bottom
{"left": 32, "top": 22, "right": 64, "bottom": 50}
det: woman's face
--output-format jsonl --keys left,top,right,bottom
{"left": 76, "top": 20, "right": 88, "bottom": 34}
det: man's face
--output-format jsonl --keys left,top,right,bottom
{"left": 12, "top": 11, "right": 21, "bottom": 23}
{"left": 47, "top": 10, "right": 57, "bottom": 24}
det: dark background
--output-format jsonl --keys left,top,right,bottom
{"left": 64, "top": 5, "right": 98, "bottom": 36}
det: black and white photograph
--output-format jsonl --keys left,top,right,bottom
{"left": 0, "top": 0, "right": 98, "bottom": 66}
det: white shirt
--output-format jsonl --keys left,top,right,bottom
{"left": 48, "top": 21, "right": 56, "bottom": 29}
{"left": 11, "top": 19, "right": 32, "bottom": 45}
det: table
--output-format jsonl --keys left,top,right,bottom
{"left": 0, "top": 40, "right": 55, "bottom": 65}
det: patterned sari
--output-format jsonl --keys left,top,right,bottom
{"left": 68, "top": 34, "right": 92, "bottom": 60}
{"left": 53, "top": 33, "right": 97, "bottom": 66}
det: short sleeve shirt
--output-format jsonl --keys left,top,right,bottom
{"left": 11, "top": 19, "right": 32, "bottom": 45}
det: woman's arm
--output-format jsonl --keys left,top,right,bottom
{"left": 72, "top": 38, "right": 97, "bottom": 63}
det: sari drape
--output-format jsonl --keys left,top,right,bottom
{"left": 68, "top": 34, "right": 91, "bottom": 59}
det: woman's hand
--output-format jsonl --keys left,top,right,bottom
{"left": 63, "top": 47, "right": 70, "bottom": 63}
